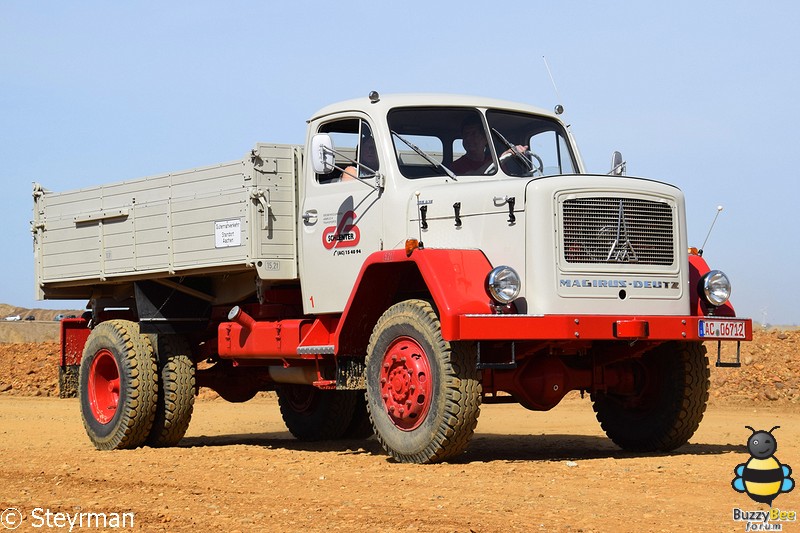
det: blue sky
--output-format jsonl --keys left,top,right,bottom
{"left": 2, "top": 1, "right": 798, "bottom": 324}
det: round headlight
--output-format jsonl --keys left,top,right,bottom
{"left": 701, "top": 270, "right": 731, "bottom": 307}
{"left": 486, "top": 266, "right": 521, "bottom": 304}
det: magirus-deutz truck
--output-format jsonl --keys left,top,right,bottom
{"left": 33, "top": 92, "right": 751, "bottom": 463}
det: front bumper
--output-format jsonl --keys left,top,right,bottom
{"left": 454, "top": 314, "right": 752, "bottom": 342}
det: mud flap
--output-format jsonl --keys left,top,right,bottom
{"left": 59, "top": 364, "right": 79, "bottom": 398}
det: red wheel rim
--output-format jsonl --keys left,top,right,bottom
{"left": 87, "top": 349, "right": 120, "bottom": 424}
{"left": 379, "top": 336, "right": 432, "bottom": 431}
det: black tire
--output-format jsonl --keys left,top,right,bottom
{"left": 342, "top": 392, "right": 374, "bottom": 440}
{"left": 79, "top": 320, "right": 158, "bottom": 450}
{"left": 365, "top": 299, "right": 481, "bottom": 464}
{"left": 277, "top": 384, "right": 357, "bottom": 441}
{"left": 146, "top": 335, "right": 195, "bottom": 447}
{"left": 592, "top": 341, "right": 710, "bottom": 452}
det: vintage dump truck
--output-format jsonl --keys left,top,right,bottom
{"left": 33, "top": 92, "right": 751, "bottom": 463}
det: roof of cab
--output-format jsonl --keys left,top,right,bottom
{"left": 308, "top": 93, "right": 558, "bottom": 123}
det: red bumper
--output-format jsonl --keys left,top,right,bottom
{"left": 454, "top": 314, "right": 752, "bottom": 342}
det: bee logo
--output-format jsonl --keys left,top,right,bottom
{"left": 732, "top": 426, "right": 794, "bottom": 506}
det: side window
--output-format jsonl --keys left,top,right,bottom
{"left": 317, "top": 119, "right": 359, "bottom": 184}
{"left": 316, "top": 119, "right": 379, "bottom": 184}
{"left": 451, "top": 139, "right": 465, "bottom": 162}
{"left": 356, "top": 122, "right": 379, "bottom": 178}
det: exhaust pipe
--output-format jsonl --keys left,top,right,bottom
{"left": 228, "top": 305, "right": 256, "bottom": 331}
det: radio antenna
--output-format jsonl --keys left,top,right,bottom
{"left": 699, "top": 205, "right": 724, "bottom": 255}
{"left": 542, "top": 56, "right": 564, "bottom": 115}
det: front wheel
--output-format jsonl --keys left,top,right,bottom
{"left": 79, "top": 320, "right": 158, "bottom": 450}
{"left": 365, "top": 300, "right": 481, "bottom": 463}
{"left": 592, "top": 341, "right": 710, "bottom": 452}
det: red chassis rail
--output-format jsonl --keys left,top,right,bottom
{"left": 217, "top": 312, "right": 751, "bottom": 360}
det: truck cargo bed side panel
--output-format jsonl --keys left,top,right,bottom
{"left": 34, "top": 144, "right": 300, "bottom": 297}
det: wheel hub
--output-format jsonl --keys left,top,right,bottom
{"left": 87, "top": 349, "right": 120, "bottom": 424}
{"left": 284, "top": 385, "right": 317, "bottom": 414}
{"left": 379, "top": 336, "right": 431, "bottom": 430}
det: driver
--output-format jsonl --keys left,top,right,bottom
{"left": 451, "top": 117, "right": 492, "bottom": 175}
{"left": 452, "top": 117, "right": 530, "bottom": 175}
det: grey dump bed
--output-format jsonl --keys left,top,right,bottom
{"left": 33, "top": 144, "right": 300, "bottom": 299}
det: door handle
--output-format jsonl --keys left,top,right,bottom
{"left": 302, "top": 210, "right": 318, "bottom": 224}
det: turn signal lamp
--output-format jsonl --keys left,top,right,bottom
{"left": 405, "top": 239, "right": 421, "bottom": 256}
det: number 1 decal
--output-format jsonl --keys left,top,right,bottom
{"left": 309, "top": 296, "right": 315, "bottom": 308}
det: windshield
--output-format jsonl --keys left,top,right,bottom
{"left": 387, "top": 107, "right": 577, "bottom": 179}
{"left": 485, "top": 109, "right": 577, "bottom": 177}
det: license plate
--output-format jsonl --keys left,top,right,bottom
{"left": 698, "top": 319, "right": 747, "bottom": 339}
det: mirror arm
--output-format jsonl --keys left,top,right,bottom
{"left": 321, "top": 146, "right": 382, "bottom": 191}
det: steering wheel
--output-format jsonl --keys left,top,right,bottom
{"left": 496, "top": 149, "right": 544, "bottom": 177}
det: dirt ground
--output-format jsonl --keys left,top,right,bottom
{"left": 1, "top": 328, "right": 799, "bottom": 532}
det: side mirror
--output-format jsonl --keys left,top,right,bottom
{"left": 610, "top": 151, "right": 626, "bottom": 176}
{"left": 310, "top": 133, "right": 336, "bottom": 174}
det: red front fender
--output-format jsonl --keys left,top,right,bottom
{"left": 336, "top": 248, "right": 495, "bottom": 352}
{"left": 689, "top": 254, "right": 736, "bottom": 317}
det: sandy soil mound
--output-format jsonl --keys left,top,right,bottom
{"left": 0, "top": 342, "right": 59, "bottom": 396}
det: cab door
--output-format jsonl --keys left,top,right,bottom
{"left": 298, "top": 116, "right": 384, "bottom": 314}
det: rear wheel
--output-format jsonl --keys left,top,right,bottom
{"left": 365, "top": 300, "right": 481, "bottom": 464}
{"left": 147, "top": 335, "right": 195, "bottom": 447}
{"left": 79, "top": 320, "right": 158, "bottom": 450}
{"left": 277, "top": 384, "right": 357, "bottom": 441}
{"left": 592, "top": 341, "right": 709, "bottom": 452}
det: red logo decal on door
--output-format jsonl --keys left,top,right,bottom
{"left": 322, "top": 211, "right": 361, "bottom": 250}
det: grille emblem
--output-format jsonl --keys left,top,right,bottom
{"left": 606, "top": 200, "right": 638, "bottom": 262}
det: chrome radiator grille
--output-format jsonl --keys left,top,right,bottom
{"left": 561, "top": 197, "right": 674, "bottom": 265}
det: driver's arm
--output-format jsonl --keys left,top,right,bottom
{"left": 499, "top": 145, "right": 529, "bottom": 168}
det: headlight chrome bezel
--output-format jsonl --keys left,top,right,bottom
{"left": 701, "top": 269, "right": 731, "bottom": 307}
{"left": 486, "top": 265, "right": 521, "bottom": 305}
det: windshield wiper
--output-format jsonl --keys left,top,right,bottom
{"left": 490, "top": 128, "right": 533, "bottom": 172}
{"left": 391, "top": 130, "right": 457, "bottom": 181}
